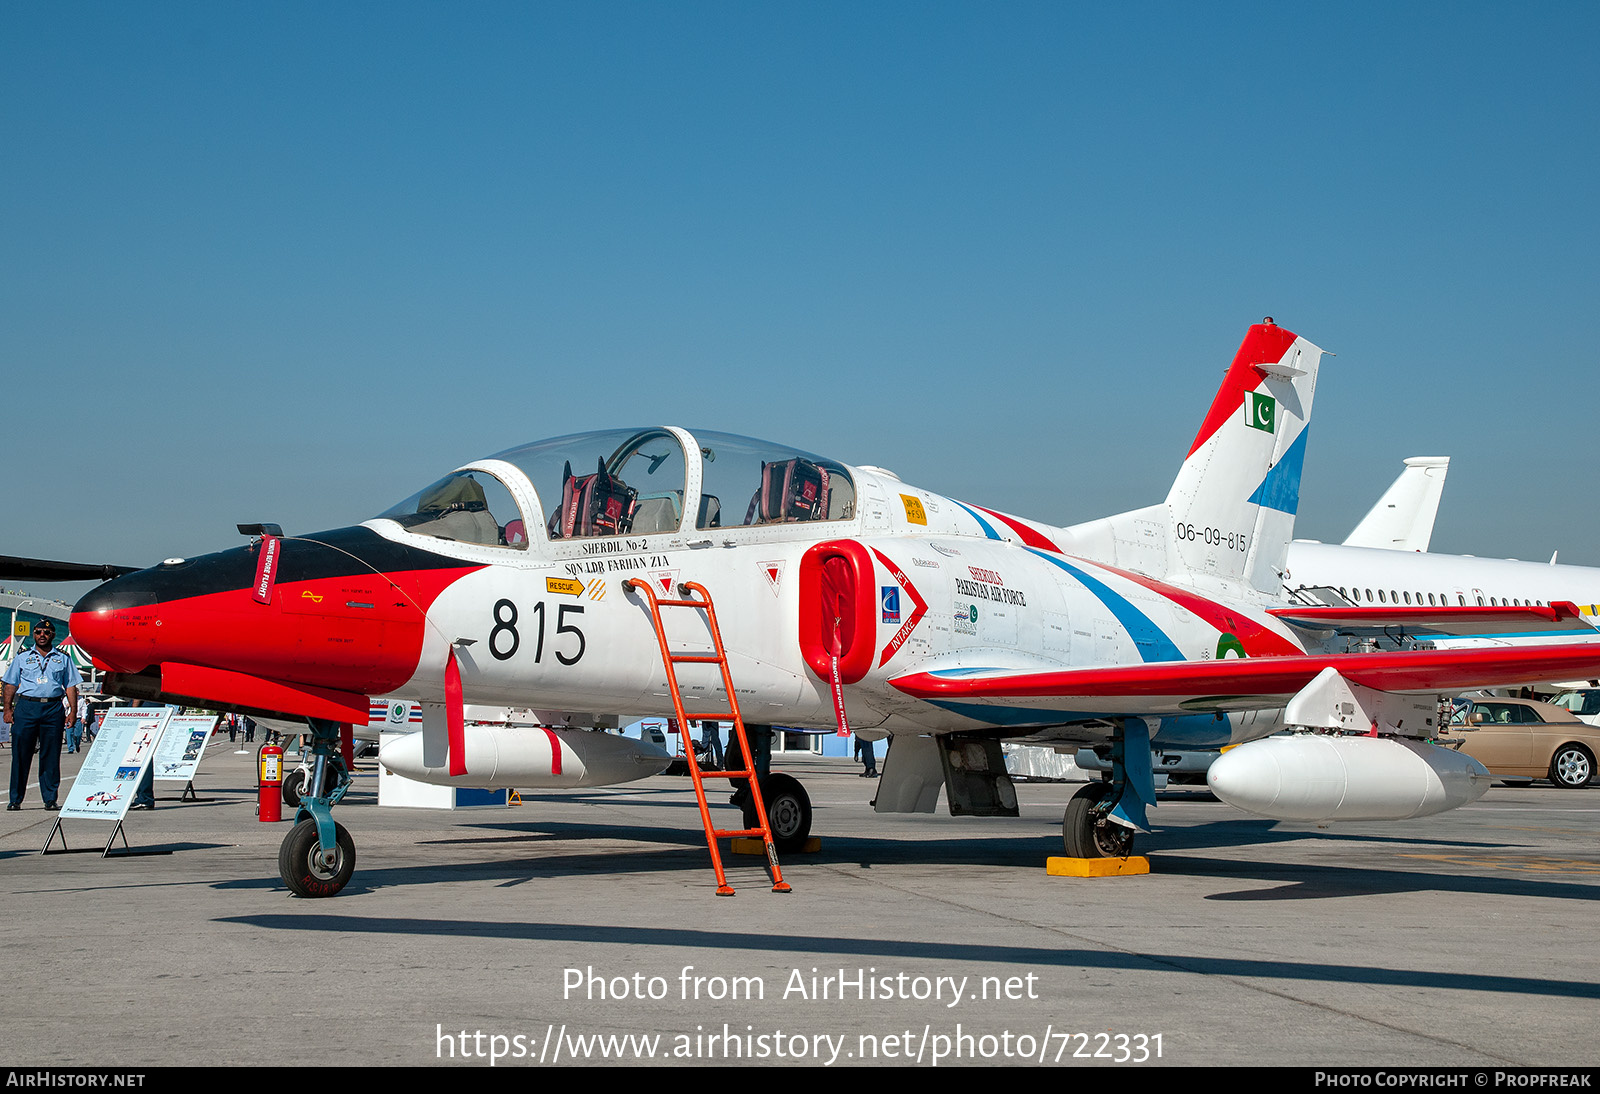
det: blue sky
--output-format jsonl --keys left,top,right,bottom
{"left": 5, "top": 2, "right": 1597, "bottom": 605}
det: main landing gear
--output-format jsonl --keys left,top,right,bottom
{"left": 278, "top": 719, "right": 356, "bottom": 898}
{"left": 1062, "top": 782, "right": 1134, "bottom": 858}
{"left": 739, "top": 772, "right": 813, "bottom": 853}
{"left": 1060, "top": 718, "right": 1149, "bottom": 859}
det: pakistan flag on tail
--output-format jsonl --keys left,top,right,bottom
{"left": 1247, "top": 391, "right": 1275, "bottom": 433}
{"left": 1162, "top": 320, "right": 1323, "bottom": 597}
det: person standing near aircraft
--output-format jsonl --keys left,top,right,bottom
{"left": 698, "top": 720, "right": 725, "bottom": 769}
{"left": 2, "top": 620, "right": 81, "bottom": 811}
{"left": 66, "top": 693, "right": 88, "bottom": 753}
{"left": 855, "top": 735, "right": 879, "bottom": 778}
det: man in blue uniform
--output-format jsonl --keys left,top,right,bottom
{"left": 3, "top": 620, "right": 82, "bottom": 811}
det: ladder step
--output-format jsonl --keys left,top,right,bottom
{"left": 713, "top": 828, "right": 770, "bottom": 839}
{"left": 697, "top": 769, "right": 754, "bottom": 780}
{"left": 669, "top": 654, "right": 723, "bottom": 664}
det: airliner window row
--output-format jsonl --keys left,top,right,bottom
{"left": 1337, "top": 587, "right": 1547, "bottom": 609}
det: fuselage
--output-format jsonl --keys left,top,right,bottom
{"left": 71, "top": 426, "right": 1310, "bottom": 752}
{"left": 1286, "top": 541, "right": 1600, "bottom": 619}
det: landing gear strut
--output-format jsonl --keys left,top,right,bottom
{"left": 278, "top": 718, "right": 355, "bottom": 897}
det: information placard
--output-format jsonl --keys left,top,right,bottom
{"left": 152, "top": 714, "right": 218, "bottom": 783}
{"left": 60, "top": 708, "right": 173, "bottom": 821}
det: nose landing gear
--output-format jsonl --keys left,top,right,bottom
{"left": 280, "top": 817, "right": 356, "bottom": 897}
{"left": 277, "top": 719, "right": 355, "bottom": 897}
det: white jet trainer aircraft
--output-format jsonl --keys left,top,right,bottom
{"left": 70, "top": 320, "right": 1600, "bottom": 896}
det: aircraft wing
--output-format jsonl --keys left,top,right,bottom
{"left": 1268, "top": 600, "right": 1594, "bottom": 637}
{"left": 0, "top": 555, "right": 141, "bottom": 583}
{"left": 890, "top": 643, "right": 1600, "bottom": 716}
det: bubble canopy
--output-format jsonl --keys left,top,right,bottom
{"left": 375, "top": 428, "right": 857, "bottom": 548}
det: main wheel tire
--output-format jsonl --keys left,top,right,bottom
{"left": 281, "top": 769, "right": 305, "bottom": 808}
{"left": 1062, "top": 781, "right": 1134, "bottom": 858}
{"left": 742, "top": 773, "right": 812, "bottom": 853}
{"left": 278, "top": 818, "right": 356, "bottom": 897}
{"left": 1550, "top": 745, "right": 1595, "bottom": 789}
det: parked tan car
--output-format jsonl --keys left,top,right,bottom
{"left": 1439, "top": 698, "right": 1599, "bottom": 788}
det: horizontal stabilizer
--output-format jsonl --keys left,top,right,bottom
{"left": 1270, "top": 601, "right": 1593, "bottom": 637}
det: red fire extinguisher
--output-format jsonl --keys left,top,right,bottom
{"left": 258, "top": 743, "right": 284, "bottom": 822}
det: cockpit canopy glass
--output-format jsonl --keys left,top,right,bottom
{"left": 689, "top": 431, "right": 855, "bottom": 528}
{"left": 490, "top": 428, "right": 690, "bottom": 538}
{"left": 378, "top": 429, "right": 857, "bottom": 546}
{"left": 376, "top": 469, "right": 529, "bottom": 549}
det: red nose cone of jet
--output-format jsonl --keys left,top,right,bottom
{"left": 71, "top": 580, "right": 159, "bottom": 675}
{"left": 70, "top": 529, "right": 482, "bottom": 718}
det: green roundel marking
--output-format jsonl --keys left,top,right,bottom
{"left": 1216, "top": 632, "right": 1246, "bottom": 659}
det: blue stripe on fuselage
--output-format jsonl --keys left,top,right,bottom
{"left": 953, "top": 500, "right": 1002, "bottom": 540}
{"left": 1026, "top": 549, "right": 1183, "bottom": 662}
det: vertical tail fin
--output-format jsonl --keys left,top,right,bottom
{"left": 1164, "top": 320, "right": 1324, "bottom": 593}
{"left": 1058, "top": 321, "right": 1325, "bottom": 597}
{"left": 1342, "top": 456, "right": 1449, "bottom": 551}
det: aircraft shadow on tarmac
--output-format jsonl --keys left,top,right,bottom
{"left": 204, "top": 809, "right": 1600, "bottom": 909}
{"left": 214, "top": 913, "right": 1600, "bottom": 1002}
{"left": 1170, "top": 855, "right": 1600, "bottom": 903}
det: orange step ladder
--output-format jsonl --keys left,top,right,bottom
{"left": 624, "top": 578, "right": 791, "bottom": 895}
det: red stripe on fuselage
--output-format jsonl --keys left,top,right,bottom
{"left": 971, "top": 505, "right": 1063, "bottom": 552}
{"left": 1185, "top": 323, "right": 1300, "bottom": 458}
{"left": 1091, "top": 559, "right": 1303, "bottom": 657}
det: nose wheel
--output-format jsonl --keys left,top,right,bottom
{"left": 279, "top": 818, "right": 356, "bottom": 897}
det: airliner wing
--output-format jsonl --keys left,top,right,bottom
{"left": 891, "top": 643, "right": 1600, "bottom": 716}
{"left": 1268, "top": 600, "right": 1594, "bottom": 637}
